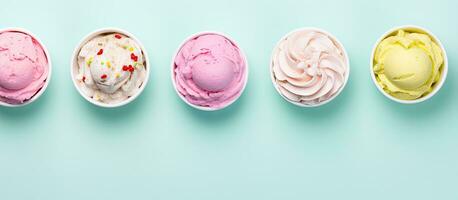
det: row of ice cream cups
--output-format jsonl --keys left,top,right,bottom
{"left": 0, "top": 26, "right": 448, "bottom": 110}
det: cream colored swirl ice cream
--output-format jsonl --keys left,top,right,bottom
{"left": 173, "top": 33, "right": 247, "bottom": 109}
{"left": 0, "top": 31, "right": 49, "bottom": 105}
{"left": 74, "top": 33, "right": 146, "bottom": 104}
{"left": 373, "top": 29, "right": 444, "bottom": 100}
{"left": 271, "top": 29, "right": 348, "bottom": 106}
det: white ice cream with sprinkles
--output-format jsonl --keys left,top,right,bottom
{"left": 75, "top": 33, "right": 146, "bottom": 104}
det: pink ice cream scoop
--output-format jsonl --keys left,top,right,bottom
{"left": 271, "top": 29, "right": 349, "bottom": 106}
{"left": 173, "top": 33, "right": 247, "bottom": 110}
{"left": 0, "top": 30, "right": 49, "bottom": 105}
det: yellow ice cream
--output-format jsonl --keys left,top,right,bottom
{"left": 373, "top": 30, "right": 444, "bottom": 100}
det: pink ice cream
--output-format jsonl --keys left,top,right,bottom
{"left": 173, "top": 33, "right": 247, "bottom": 109}
{"left": 271, "top": 29, "right": 348, "bottom": 106}
{"left": 0, "top": 31, "right": 49, "bottom": 105}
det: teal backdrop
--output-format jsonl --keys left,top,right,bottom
{"left": 1, "top": 0, "right": 457, "bottom": 199}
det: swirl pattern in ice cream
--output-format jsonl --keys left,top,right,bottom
{"left": 271, "top": 30, "right": 348, "bottom": 105}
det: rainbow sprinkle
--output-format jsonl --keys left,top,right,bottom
{"left": 86, "top": 57, "right": 93, "bottom": 66}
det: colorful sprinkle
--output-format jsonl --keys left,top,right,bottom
{"left": 131, "top": 53, "right": 138, "bottom": 62}
{"left": 97, "top": 49, "right": 103, "bottom": 55}
{"left": 101, "top": 74, "right": 107, "bottom": 79}
{"left": 122, "top": 65, "right": 129, "bottom": 71}
{"left": 86, "top": 57, "right": 93, "bottom": 66}
{"left": 115, "top": 34, "right": 122, "bottom": 39}
{"left": 129, "top": 47, "right": 134, "bottom": 52}
{"left": 128, "top": 65, "right": 134, "bottom": 72}
{"left": 82, "top": 76, "right": 86, "bottom": 82}
{"left": 115, "top": 73, "right": 120, "bottom": 78}
{"left": 106, "top": 61, "right": 111, "bottom": 68}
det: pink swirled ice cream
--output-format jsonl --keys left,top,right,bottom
{"left": 172, "top": 33, "right": 247, "bottom": 109}
{"left": 0, "top": 31, "right": 49, "bottom": 105}
{"left": 271, "top": 29, "right": 349, "bottom": 106}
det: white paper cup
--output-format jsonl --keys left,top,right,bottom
{"left": 270, "top": 27, "right": 350, "bottom": 107}
{"left": 370, "top": 25, "right": 448, "bottom": 104}
{"left": 171, "top": 31, "right": 249, "bottom": 111}
{"left": 70, "top": 27, "right": 150, "bottom": 108}
{"left": 0, "top": 27, "right": 52, "bottom": 107}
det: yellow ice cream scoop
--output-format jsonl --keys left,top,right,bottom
{"left": 373, "top": 29, "right": 444, "bottom": 100}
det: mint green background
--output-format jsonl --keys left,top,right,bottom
{"left": 1, "top": 0, "right": 457, "bottom": 199}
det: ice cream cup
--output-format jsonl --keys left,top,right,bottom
{"left": 0, "top": 27, "right": 52, "bottom": 107}
{"left": 170, "top": 31, "right": 249, "bottom": 111}
{"left": 370, "top": 25, "right": 448, "bottom": 104}
{"left": 270, "top": 27, "right": 350, "bottom": 107}
{"left": 70, "top": 27, "right": 150, "bottom": 108}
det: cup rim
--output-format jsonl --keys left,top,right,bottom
{"left": 269, "top": 27, "right": 351, "bottom": 108}
{"left": 170, "top": 31, "right": 249, "bottom": 111}
{"left": 70, "top": 27, "right": 150, "bottom": 108}
{"left": 369, "top": 25, "right": 448, "bottom": 104}
{"left": 0, "top": 27, "right": 52, "bottom": 107}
